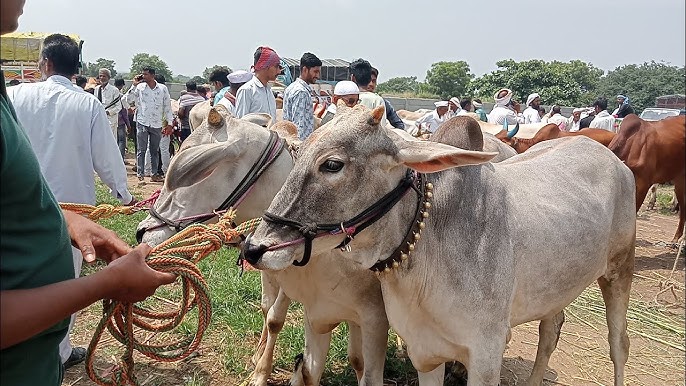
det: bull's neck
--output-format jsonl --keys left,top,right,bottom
{"left": 370, "top": 171, "right": 432, "bottom": 275}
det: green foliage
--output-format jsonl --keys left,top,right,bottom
{"left": 130, "top": 53, "right": 173, "bottom": 82}
{"left": 468, "top": 59, "right": 603, "bottom": 107}
{"left": 189, "top": 75, "right": 208, "bottom": 85}
{"left": 83, "top": 58, "right": 117, "bottom": 78}
{"left": 594, "top": 61, "right": 686, "bottom": 113}
{"left": 425, "top": 61, "right": 473, "bottom": 100}
{"left": 202, "top": 65, "right": 232, "bottom": 82}
{"left": 377, "top": 76, "right": 420, "bottom": 95}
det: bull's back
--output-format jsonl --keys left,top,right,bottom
{"left": 495, "top": 136, "right": 636, "bottom": 323}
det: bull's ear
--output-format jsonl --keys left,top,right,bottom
{"left": 165, "top": 140, "right": 243, "bottom": 190}
{"left": 368, "top": 105, "right": 385, "bottom": 126}
{"left": 390, "top": 131, "right": 497, "bottom": 173}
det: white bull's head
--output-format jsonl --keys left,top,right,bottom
{"left": 136, "top": 106, "right": 295, "bottom": 246}
{"left": 242, "top": 105, "right": 497, "bottom": 271}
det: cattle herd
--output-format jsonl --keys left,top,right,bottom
{"left": 136, "top": 105, "right": 684, "bottom": 386}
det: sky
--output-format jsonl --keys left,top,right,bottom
{"left": 16, "top": 0, "right": 686, "bottom": 81}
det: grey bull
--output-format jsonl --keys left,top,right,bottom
{"left": 242, "top": 105, "right": 637, "bottom": 386}
{"left": 136, "top": 106, "right": 389, "bottom": 386}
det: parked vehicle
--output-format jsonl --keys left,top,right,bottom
{"left": 1, "top": 32, "right": 83, "bottom": 84}
{"left": 639, "top": 107, "right": 682, "bottom": 121}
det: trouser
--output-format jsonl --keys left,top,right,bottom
{"left": 144, "top": 134, "right": 170, "bottom": 175}
{"left": 117, "top": 124, "right": 127, "bottom": 160}
{"left": 136, "top": 124, "right": 161, "bottom": 178}
{"left": 180, "top": 128, "right": 191, "bottom": 142}
{"left": 108, "top": 115, "right": 118, "bottom": 139}
{"left": 59, "top": 248, "right": 84, "bottom": 363}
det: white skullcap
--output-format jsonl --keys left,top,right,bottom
{"left": 434, "top": 101, "right": 449, "bottom": 108}
{"left": 572, "top": 108, "right": 584, "bottom": 113}
{"left": 449, "top": 97, "right": 460, "bottom": 106}
{"left": 472, "top": 100, "right": 483, "bottom": 108}
{"left": 228, "top": 70, "right": 252, "bottom": 84}
{"left": 334, "top": 80, "right": 360, "bottom": 96}
{"left": 494, "top": 88, "right": 513, "bottom": 106}
{"left": 526, "top": 93, "right": 540, "bottom": 106}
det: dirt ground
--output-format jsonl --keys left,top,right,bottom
{"left": 63, "top": 166, "right": 685, "bottom": 385}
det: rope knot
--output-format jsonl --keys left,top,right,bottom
{"left": 299, "top": 223, "right": 318, "bottom": 239}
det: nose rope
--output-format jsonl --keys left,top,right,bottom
{"left": 260, "top": 170, "right": 418, "bottom": 266}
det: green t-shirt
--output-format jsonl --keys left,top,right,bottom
{"left": 1, "top": 78, "right": 74, "bottom": 385}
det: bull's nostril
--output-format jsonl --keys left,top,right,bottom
{"left": 241, "top": 241, "right": 268, "bottom": 265}
{"left": 135, "top": 228, "right": 147, "bottom": 244}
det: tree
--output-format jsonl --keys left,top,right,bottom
{"left": 130, "top": 53, "right": 173, "bottom": 82}
{"left": 594, "top": 61, "right": 685, "bottom": 113}
{"left": 189, "top": 76, "right": 207, "bottom": 85}
{"left": 83, "top": 58, "right": 117, "bottom": 77}
{"left": 468, "top": 59, "right": 604, "bottom": 107}
{"left": 203, "top": 65, "right": 232, "bottom": 81}
{"left": 425, "top": 61, "right": 473, "bottom": 100}
{"left": 377, "top": 76, "right": 420, "bottom": 95}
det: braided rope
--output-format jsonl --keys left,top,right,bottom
{"left": 59, "top": 203, "right": 262, "bottom": 385}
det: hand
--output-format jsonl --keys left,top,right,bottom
{"left": 162, "top": 125, "right": 173, "bottom": 136}
{"left": 224, "top": 91, "right": 236, "bottom": 105}
{"left": 102, "top": 244, "right": 177, "bottom": 303}
{"left": 63, "top": 210, "right": 132, "bottom": 263}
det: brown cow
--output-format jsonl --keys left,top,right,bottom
{"left": 609, "top": 114, "right": 686, "bottom": 242}
{"left": 495, "top": 123, "right": 617, "bottom": 153}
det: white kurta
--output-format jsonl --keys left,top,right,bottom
{"left": 7, "top": 75, "right": 133, "bottom": 205}
{"left": 488, "top": 106, "right": 525, "bottom": 125}
{"left": 415, "top": 110, "right": 446, "bottom": 134}
{"left": 523, "top": 106, "right": 541, "bottom": 124}
{"left": 547, "top": 113, "right": 568, "bottom": 131}
{"left": 589, "top": 111, "right": 617, "bottom": 132}
{"left": 94, "top": 82, "right": 123, "bottom": 137}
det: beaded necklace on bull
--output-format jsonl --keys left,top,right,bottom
{"left": 369, "top": 174, "right": 433, "bottom": 274}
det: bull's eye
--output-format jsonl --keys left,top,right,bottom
{"left": 320, "top": 159, "right": 344, "bottom": 173}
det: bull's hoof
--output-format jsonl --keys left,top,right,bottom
{"left": 289, "top": 353, "right": 305, "bottom": 386}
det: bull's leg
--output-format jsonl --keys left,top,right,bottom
{"left": 634, "top": 177, "right": 652, "bottom": 212}
{"left": 672, "top": 176, "right": 685, "bottom": 243}
{"left": 416, "top": 363, "right": 445, "bottom": 386}
{"left": 289, "top": 313, "right": 333, "bottom": 386}
{"left": 645, "top": 184, "right": 657, "bottom": 210}
{"left": 466, "top": 336, "right": 507, "bottom": 386}
{"left": 354, "top": 319, "right": 388, "bottom": 385}
{"left": 597, "top": 247, "right": 634, "bottom": 386}
{"left": 252, "top": 288, "right": 290, "bottom": 386}
{"left": 252, "top": 272, "right": 280, "bottom": 365}
{"left": 526, "top": 310, "right": 565, "bottom": 385}
{"left": 347, "top": 322, "right": 365, "bottom": 382}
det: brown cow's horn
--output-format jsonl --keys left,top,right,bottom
{"left": 506, "top": 122, "right": 520, "bottom": 138}
{"left": 207, "top": 107, "right": 224, "bottom": 127}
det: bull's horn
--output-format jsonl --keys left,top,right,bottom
{"left": 506, "top": 122, "right": 520, "bottom": 138}
{"left": 207, "top": 107, "right": 224, "bottom": 127}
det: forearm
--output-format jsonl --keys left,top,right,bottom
{"left": 0, "top": 270, "right": 114, "bottom": 349}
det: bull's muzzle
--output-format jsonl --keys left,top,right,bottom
{"left": 241, "top": 235, "right": 268, "bottom": 265}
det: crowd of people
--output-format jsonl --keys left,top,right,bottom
{"left": 413, "top": 88, "right": 634, "bottom": 137}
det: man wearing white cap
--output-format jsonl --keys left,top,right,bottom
{"left": 320, "top": 80, "right": 360, "bottom": 125}
{"left": 488, "top": 88, "right": 524, "bottom": 125}
{"left": 217, "top": 70, "right": 252, "bottom": 116}
{"left": 473, "top": 98, "right": 487, "bottom": 122}
{"left": 567, "top": 108, "right": 583, "bottom": 132}
{"left": 523, "top": 93, "right": 542, "bottom": 124}
{"left": 415, "top": 101, "right": 450, "bottom": 136}
{"left": 447, "top": 96, "right": 461, "bottom": 119}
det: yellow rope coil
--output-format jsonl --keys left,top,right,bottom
{"left": 59, "top": 203, "right": 262, "bottom": 385}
